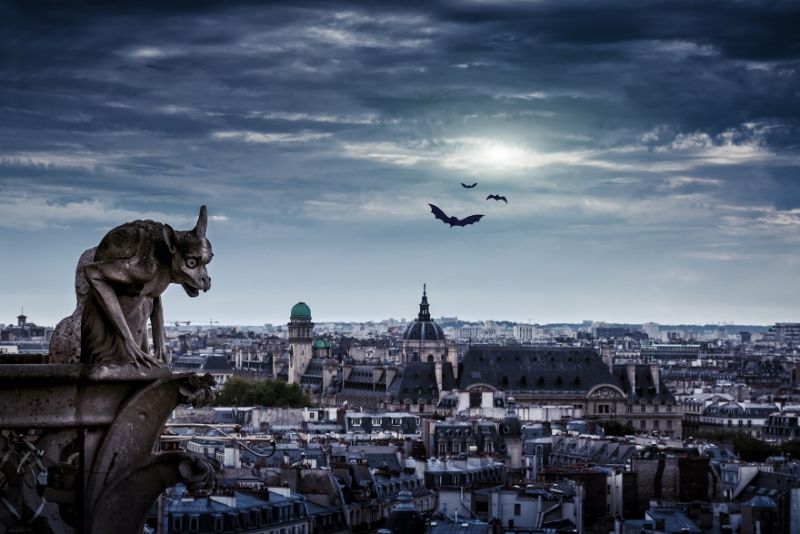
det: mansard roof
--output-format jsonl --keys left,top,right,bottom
{"left": 387, "top": 362, "right": 456, "bottom": 404}
{"left": 458, "top": 346, "right": 620, "bottom": 393}
{"left": 201, "top": 355, "right": 233, "bottom": 372}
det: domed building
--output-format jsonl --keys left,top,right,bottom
{"left": 274, "top": 301, "right": 315, "bottom": 384}
{"left": 402, "top": 285, "right": 448, "bottom": 364}
{"left": 312, "top": 338, "right": 332, "bottom": 358}
{"left": 328, "top": 286, "right": 458, "bottom": 414}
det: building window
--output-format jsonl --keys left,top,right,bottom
{"left": 598, "top": 404, "right": 610, "bottom": 414}
{"left": 352, "top": 418, "right": 361, "bottom": 426}
{"left": 667, "top": 420, "right": 672, "bottom": 429}
{"left": 392, "top": 418, "right": 402, "bottom": 426}
{"left": 439, "top": 442, "right": 447, "bottom": 456}
{"left": 640, "top": 405, "right": 647, "bottom": 413}
{"left": 653, "top": 420, "right": 659, "bottom": 430}
{"left": 452, "top": 442, "right": 461, "bottom": 454}
{"left": 667, "top": 405, "right": 673, "bottom": 413}
{"left": 514, "top": 504, "right": 521, "bottom": 515}
{"left": 470, "top": 391, "right": 481, "bottom": 408}
{"left": 640, "top": 420, "right": 646, "bottom": 430}
{"left": 627, "top": 404, "right": 633, "bottom": 413}
{"left": 373, "top": 418, "right": 382, "bottom": 425}
{"left": 653, "top": 405, "right": 659, "bottom": 413}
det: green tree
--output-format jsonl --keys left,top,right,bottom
{"left": 214, "top": 377, "right": 311, "bottom": 407}
{"left": 602, "top": 420, "right": 628, "bottom": 437}
{"left": 779, "top": 440, "right": 800, "bottom": 459}
{"left": 732, "top": 434, "right": 779, "bottom": 462}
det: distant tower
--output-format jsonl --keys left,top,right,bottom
{"left": 17, "top": 307, "right": 27, "bottom": 328}
{"left": 401, "top": 285, "right": 447, "bottom": 364}
{"left": 287, "top": 302, "right": 313, "bottom": 384}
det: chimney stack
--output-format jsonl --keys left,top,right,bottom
{"left": 649, "top": 363, "right": 660, "bottom": 394}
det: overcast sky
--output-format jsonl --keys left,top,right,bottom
{"left": 2, "top": 0, "right": 799, "bottom": 327}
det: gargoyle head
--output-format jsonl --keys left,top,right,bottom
{"left": 178, "top": 455, "right": 219, "bottom": 492}
{"left": 178, "top": 372, "right": 216, "bottom": 407}
{"left": 163, "top": 205, "right": 214, "bottom": 298}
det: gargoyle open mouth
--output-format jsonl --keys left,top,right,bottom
{"left": 182, "top": 283, "right": 201, "bottom": 297}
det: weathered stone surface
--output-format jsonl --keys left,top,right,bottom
{"left": 49, "top": 206, "right": 213, "bottom": 369}
{"left": 2, "top": 206, "right": 218, "bottom": 532}
{"left": 49, "top": 247, "right": 96, "bottom": 364}
{"left": 0, "top": 365, "right": 215, "bottom": 532}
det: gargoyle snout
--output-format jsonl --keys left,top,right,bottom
{"left": 202, "top": 276, "right": 211, "bottom": 292}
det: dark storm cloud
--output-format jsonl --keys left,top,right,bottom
{"left": 2, "top": 0, "right": 800, "bottom": 323}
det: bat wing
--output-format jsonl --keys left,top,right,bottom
{"left": 461, "top": 182, "right": 477, "bottom": 188}
{"left": 499, "top": 196, "right": 508, "bottom": 203}
{"left": 429, "top": 204, "right": 450, "bottom": 224}
{"left": 455, "top": 214, "right": 484, "bottom": 226}
{"left": 487, "top": 194, "right": 496, "bottom": 200}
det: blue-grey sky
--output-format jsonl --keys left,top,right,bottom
{"left": 2, "top": 0, "right": 799, "bottom": 326}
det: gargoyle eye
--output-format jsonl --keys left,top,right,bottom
{"left": 186, "top": 258, "right": 198, "bottom": 268}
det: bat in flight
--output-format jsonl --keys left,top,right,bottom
{"left": 487, "top": 194, "right": 508, "bottom": 203}
{"left": 429, "top": 204, "right": 484, "bottom": 227}
{"left": 461, "top": 182, "right": 478, "bottom": 189}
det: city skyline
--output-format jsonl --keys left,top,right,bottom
{"left": 2, "top": 1, "right": 800, "bottom": 326}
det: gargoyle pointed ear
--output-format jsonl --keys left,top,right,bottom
{"left": 193, "top": 205, "right": 207, "bottom": 237}
{"left": 163, "top": 224, "right": 178, "bottom": 254}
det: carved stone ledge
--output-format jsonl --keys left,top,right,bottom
{"left": 0, "top": 363, "right": 215, "bottom": 533}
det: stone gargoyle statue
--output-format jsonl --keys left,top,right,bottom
{"left": 50, "top": 206, "right": 213, "bottom": 367}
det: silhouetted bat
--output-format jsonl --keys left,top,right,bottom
{"left": 429, "top": 204, "right": 484, "bottom": 227}
{"left": 461, "top": 182, "right": 478, "bottom": 189}
{"left": 487, "top": 194, "right": 508, "bottom": 203}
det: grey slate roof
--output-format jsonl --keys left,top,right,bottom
{"left": 458, "top": 346, "right": 620, "bottom": 393}
{"left": 645, "top": 508, "right": 704, "bottom": 533}
{"left": 388, "top": 362, "right": 456, "bottom": 403}
{"left": 202, "top": 355, "right": 233, "bottom": 372}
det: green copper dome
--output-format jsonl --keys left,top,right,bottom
{"left": 290, "top": 302, "right": 311, "bottom": 320}
{"left": 313, "top": 339, "right": 331, "bottom": 349}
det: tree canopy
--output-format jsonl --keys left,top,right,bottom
{"left": 214, "top": 377, "right": 311, "bottom": 408}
